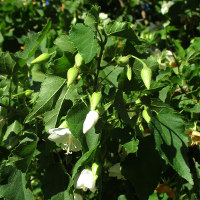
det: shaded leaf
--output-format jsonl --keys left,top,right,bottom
{"left": 25, "top": 75, "right": 66, "bottom": 123}
{"left": 122, "top": 136, "right": 164, "bottom": 200}
{"left": 150, "top": 107, "right": 193, "bottom": 185}
{"left": 0, "top": 163, "right": 35, "bottom": 200}
{"left": 43, "top": 85, "right": 78, "bottom": 131}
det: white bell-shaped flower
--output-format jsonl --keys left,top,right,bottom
{"left": 108, "top": 163, "right": 125, "bottom": 180}
{"left": 83, "top": 111, "right": 99, "bottom": 134}
{"left": 48, "top": 128, "right": 82, "bottom": 154}
{"left": 75, "top": 169, "right": 96, "bottom": 193}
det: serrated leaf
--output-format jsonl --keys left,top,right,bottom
{"left": 25, "top": 75, "right": 66, "bottom": 123}
{"left": 69, "top": 24, "right": 99, "bottom": 63}
{"left": 150, "top": 107, "right": 193, "bottom": 185}
{"left": 0, "top": 52, "right": 16, "bottom": 74}
{"left": 0, "top": 163, "right": 35, "bottom": 200}
{"left": 43, "top": 85, "right": 78, "bottom": 131}
{"left": 54, "top": 34, "right": 76, "bottom": 53}
{"left": 105, "top": 21, "right": 139, "bottom": 42}
{"left": 121, "top": 136, "right": 164, "bottom": 200}
{"left": 15, "top": 20, "right": 51, "bottom": 67}
{"left": 84, "top": 5, "right": 100, "bottom": 30}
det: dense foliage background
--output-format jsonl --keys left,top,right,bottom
{"left": 0, "top": 0, "right": 200, "bottom": 199}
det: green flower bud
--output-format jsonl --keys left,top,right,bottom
{"left": 118, "top": 56, "right": 129, "bottom": 66}
{"left": 25, "top": 90, "right": 34, "bottom": 96}
{"left": 75, "top": 53, "right": 84, "bottom": 67}
{"left": 90, "top": 92, "right": 102, "bottom": 111}
{"left": 31, "top": 53, "right": 50, "bottom": 64}
{"left": 142, "top": 108, "right": 151, "bottom": 123}
{"left": 126, "top": 65, "right": 132, "bottom": 81}
{"left": 141, "top": 66, "right": 152, "bottom": 90}
{"left": 67, "top": 67, "right": 78, "bottom": 88}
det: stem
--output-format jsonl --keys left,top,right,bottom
{"left": 56, "top": 150, "right": 72, "bottom": 180}
{"left": 8, "top": 76, "right": 13, "bottom": 107}
{"left": 131, "top": 55, "right": 147, "bottom": 68}
{"left": 0, "top": 102, "right": 25, "bottom": 116}
{"left": 93, "top": 30, "right": 107, "bottom": 92}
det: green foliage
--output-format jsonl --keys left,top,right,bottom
{"left": 1, "top": 0, "right": 200, "bottom": 199}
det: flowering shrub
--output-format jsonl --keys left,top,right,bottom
{"left": 0, "top": 1, "right": 200, "bottom": 199}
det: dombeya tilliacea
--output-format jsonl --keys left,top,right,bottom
{"left": 75, "top": 53, "right": 84, "bottom": 67}
{"left": 31, "top": 53, "right": 50, "bottom": 64}
{"left": 90, "top": 92, "right": 102, "bottom": 111}
{"left": 67, "top": 67, "right": 79, "bottom": 88}
{"left": 83, "top": 111, "right": 99, "bottom": 134}
{"left": 141, "top": 66, "right": 152, "bottom": 89}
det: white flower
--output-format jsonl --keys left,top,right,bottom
{"left": 83, "top": 111, "right": 99, "bottom": 134}
{"left": 161, "top": 1, "right": 174, "bottom": 15}
{"left": 48, "top": 128, "right": 82, "bottom": 154}
{"left": 99, "top": 12, "right": 108, "bottom": 20}
{"left": 73, "top": 193, "right": 83, "bottom": 200}
{"left": 108, "top": 163, "right": 125, "bottom": 180}
{"left": 75, "top": 169, "right": 96, "bottom": 193}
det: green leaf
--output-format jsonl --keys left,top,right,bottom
{"left": 150, "top": 107, "right": 193, "bottom": 185}
{"left": 0, "top": 163, "right": 35, "bottom": 200}
{"left": 184, "top": 104, "right": 200, "bottom": 113}
{"left": 51, "top": 54, "right": 73, "bottom": 77}
{"left": 121, "top": 136, "right": 164, "bottom": 200}
{"left": 54, "top": 35, "right": 76, "bottom": 53}
{"left": 159, "top": 86, "right": 170, "bottom": 102}
{"left": 69, "top": 23, "right": 99, "bottom": 63}
{"left": 99, "top": 65, "right": 123, "bottom": 87}
{"left": 15, "top": 20, "right": 51, "bottom": 67}
{"left": 122, "top": 138, "right": 139, "bottom": 154}
{"left": 0, "top": 52, "right": 16, "bottom": 74}
{"left": 43, "top": 85, "right": 78, "bottom": 131}
{"left": 84, "top": 5, "right": 100, "bottom": 30}
{"left": 25, "top": 75, "right": 66, "bottom": 123}
{"left": 3, "top": 120, "right": 23, "bottom": 141}
{"left": 105, "top": 21, "right": 139, "bottom": 42}
{"left": 66, "top": 103, "right": 99, "bottom": 152}
{"left": 8, "top": 133, "right": 38, "bottom": 172}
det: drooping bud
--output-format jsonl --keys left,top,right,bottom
{"left": 67, "top": 67, "right": 79, "bottom": 88}
{"left": 90, "top": 92, "right": 102, "bottom": 111}
{"left": 92, "top": 163, "right": 99, "bottom": 181}
{"left": 141, "top": 66, "right": 152, "bottom": 90}
{"left": 126, "top": 64, "right": 132, "bottom": 81}
{"left": 118, "top": 56, "right": 129, "bottom": 66}
{"left": 83, "top": 111, "right": 99, "bottom": 134}
{"left": 25, "top": 90, "right": 34, "bottom": 96}
{"left": 58, "top": 120, "right": 68, "bottom": 128}
{"left": 31, "top": 53, "right": 50, "bottom": 64}
{"left": 75, "top": 53, "right": 84, "bottom": 67}
{"left": 142, "top": 108, "right": 151, "bottom": 123}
